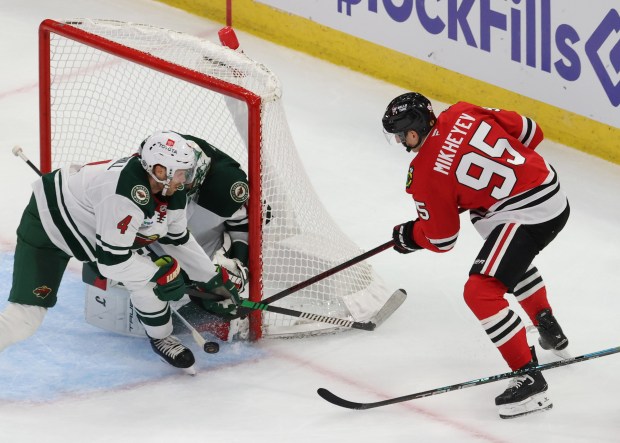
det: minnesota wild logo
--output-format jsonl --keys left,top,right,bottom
{"left": 230, "top": 181, "right": 249, "bottom": 203}
{"left": 131, "top": 185, "right": 150, "bottom": 205}
{"left": 33, "top": 285, "right": 53, "bottom": 299}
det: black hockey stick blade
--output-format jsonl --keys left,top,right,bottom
{"left": 318, "top": 345, "right": 620, "bottom": 410}
{"left": 317, "top": 388, "right": 371, "bottom": 410}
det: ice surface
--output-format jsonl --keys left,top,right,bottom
{"left": 0, "top": 1, "right": 618, "bottom": 442}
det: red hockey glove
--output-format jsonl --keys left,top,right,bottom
{"left": 151, "top": 256, "right": 187, "bottom": 301}
{"left": 392, "top": 221, "right": 422, "bottom": 254}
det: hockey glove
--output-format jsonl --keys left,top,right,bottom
{"left": 392, "top": 220, "right": 423, "bottom": 254}
{"left": 196, "top": 266, "right": 242, "bottom": 305}
{"left": 218, "top": 256, "right": 249, "bottom": 294}
{"left": 151, "top": 255, "right": 187, "bottom": 301}
{"left": 229, "top": 259, "right": 249, "bottom": 293}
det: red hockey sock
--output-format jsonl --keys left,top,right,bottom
{"left": 463, "top": 274, "right": 508, "bottom": 320}
{"left": 517, "top": 286, "right": 551, "bottom": 326}
{"left": 497, "top": 328, "right": 532, "bottom": 370}
{"left": 464, "top": 274, "right": 532, "bottom": 370}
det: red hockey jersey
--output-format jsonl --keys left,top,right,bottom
{"left": 406, "top": 102, "right": 568, "bottom": 252}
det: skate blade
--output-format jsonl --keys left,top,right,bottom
{"left": 182, "top": 365, "right": 197, "bottom": 376}
{"left": 538, "top": 340, "right": 572, "bottom": 359}
{"left": 550, "top": 348, "right": 572, "bottom": 360}
{"left": 537, "top": 337, "right": 570, "bottom": 355}
{"left": 498, "top": 392, "right": 553, "bottom": 419}
{"left": 157, "top": 357, "right": 197, "bottom": 376}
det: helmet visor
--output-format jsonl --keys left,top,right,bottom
{"left": 383, "top": 128, "right": 408, "bottom": 145}
{"left": 172, "top": 165, "right": 197, "bottom": 185}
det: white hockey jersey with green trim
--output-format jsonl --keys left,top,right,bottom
{"left": 32, "top": 155, "right": 216, "bottom": 291}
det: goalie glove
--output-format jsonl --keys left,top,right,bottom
{"left": 196, "top": 266, "right": 242, "bottom": 305}
{"left": 392, "top": 220, "right": 423, "bottom": 254}
{"left": 214, "top": 248, "right": 249, "bottom": 293}
{"left": 220, "top": 258, "right": 249, "bottom": 293}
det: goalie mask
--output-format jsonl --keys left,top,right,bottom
{"left": 187, "top": 148, "right": 212, "bottom": 200}
{"left": 382, "top": 92, "right": 436, "bottom": 152}
{"left": 139, "top": 131, "right": 201, "bottom": 196}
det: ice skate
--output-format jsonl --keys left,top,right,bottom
{"left": 536, "top": 309, "right": 570, "bottom": 358}
{"left": 495, "top": 347, "right": 552, "bottom": 419}
{"left": 149, "top": 335, "right": 196, "bottom": 375}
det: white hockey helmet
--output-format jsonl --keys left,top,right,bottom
{"left": 139, "top": 131, "right": 201, "bottom": 195}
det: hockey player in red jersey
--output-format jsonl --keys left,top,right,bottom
{"left": 383, "top": 92, "right": 571, "bottom": 418}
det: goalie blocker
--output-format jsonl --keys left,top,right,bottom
{"left": 82, "top": 264, "right": 249, "bottom": 342}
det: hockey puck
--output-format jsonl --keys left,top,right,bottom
{"left": 203, "top": 341, "right": 220, "bottom": 354}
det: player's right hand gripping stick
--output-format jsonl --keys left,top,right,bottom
{"left": 152, "top": 256, "right": 186, "bottom": 301}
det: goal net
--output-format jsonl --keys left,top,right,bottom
{"left": 39, "top": 19, "right": 391, "bottom": 339}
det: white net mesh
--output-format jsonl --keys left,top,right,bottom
{"left": 44, "top": 19, "right": 390, "bottom": 337}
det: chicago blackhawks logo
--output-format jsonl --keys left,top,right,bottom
{"left": 33, "top": 285, "right": 53, "bottom": 299}
{"left": 230, "top": 181, "right": 249, "bottom": 203}
{"left": 406, "top": 166, "right": 414, "bottom": 189}
{"left": 131, "top": 185, "right": 150, "bottom": 205}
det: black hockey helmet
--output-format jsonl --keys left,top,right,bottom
{"left": 382, "top": 92, "right": 436, "bottom": 150}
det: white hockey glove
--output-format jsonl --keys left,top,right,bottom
{"left": 214, "top": 250, "right": 249, "bottom": 294}
{"left": 226, "top": 258, "right": 249, "bottom": 293}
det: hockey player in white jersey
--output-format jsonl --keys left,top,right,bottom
{"left": 0, "top": 131, "right": 241, "bottom": 374}
{"left": 83, "top": 132, "right": 251, "bottom": 340}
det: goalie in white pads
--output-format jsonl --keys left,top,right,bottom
{"left": 83, "top": 133, "right": 251, "bottom": 341}
{"left": 0, "top": 131, "right": 241, "bottom": 374}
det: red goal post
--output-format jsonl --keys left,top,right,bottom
{"left": 39, "top": 19, "right": 264, "bottom": 338}
{"left": 38, "top": 19, "right": 392, "bottom": 340}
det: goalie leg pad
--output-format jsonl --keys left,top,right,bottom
{"left": 85, "top": 284, "right": 146, "bottom": 337}
{"left": 86, "top": 282, "right": 173, "bottom": 339}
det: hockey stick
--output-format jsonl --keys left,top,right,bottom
{"left": 317, "top": 345, "right": 620, "bottom": 410}
{"left": 186, "top": 287, "right": 407, "bottom": 331}
{"left": 12, "top": 146, "right": 397, "bottom": 331}
{"left": 238, "top": 299, "right": 375, "bottom": 331}
{"left": 171, "top": 306, "right": 208, "bottom": 348}
{"left": 13, "top": 146, "right": 395, "bottom": 312}
{"left": 257, "top": 240, "right": 395, "bottom": 306}
{"left": 12, "top": 146, "right": 43, "bottom": 176}
{"left": 187, "top": 287, "right": 375, "bottom": 331}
